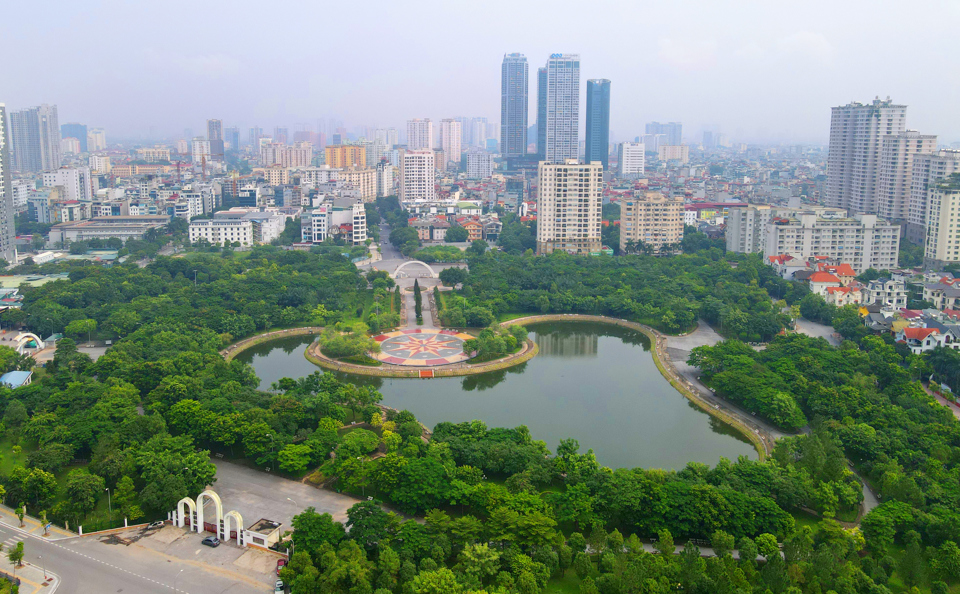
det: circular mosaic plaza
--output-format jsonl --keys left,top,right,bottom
{"left": 372, "top": 328, "right": 474, "bottom": 366}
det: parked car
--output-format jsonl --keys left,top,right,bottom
{"left": 276, "top": 559, "right": 287, "bottom": 575}
{"left": 275, "top": 580, "right": 284, "bottom": 592}
{"left": 201, "top": 536, "right": 220, "bottom": 547}
{"left": 146, "top": 521, "right": 165, "bottom": 530}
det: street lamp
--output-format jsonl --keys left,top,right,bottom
{"left": 105, "top": 487, "right": 111, "bottom": 515}
{"left": 39, "top": 555, "right": 45, "bottom": 579}
{"left": 174, "top": 568, "right": 184, "bottom": 591}
{"left": 193, "top": 270, "right": 198, "bottom": 286}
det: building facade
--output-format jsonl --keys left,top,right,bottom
{"left": 907, "top": 149, "right": 960, "bottom": 244}
{"left": 584, "top": 79, "right": 611, "bottom": 170}
{"left": 406, "top": 119, "right": 434, "bottom": 151}
{"left": 207, "top": 119, "right": 224, "bottom": 160}
{"left": 337, "top": 167, "right": 377, "bottom": 201}
{"left": 657, "top": 145, "right": 689, "bottom": 164}
{"left": 619, "top": 191, "right": 684, "bottom": 253}
{"left": 645, "top": 122, "right": 682, "bottom": 146}
{"left": 325, "top": 145, "right": 365, "bottom": 168}
{"left": 541, "top": 54, "right": 580, "bottom": 163}
{"left": 189, "top": 218, "right": 254, "bottom": 246}
{"left": 42, "top": 167, "right": 93, "bottom": 202}
{"left": 825, "top": 98, "right": 907, "bottom": 214}
{"left": 61, "top": 122, "right": 87, "bottom": 152}
{"left": 0, "top": 104, "right": 16, "bottom": 261}
{"left": 924, "top": 174, "right": 960, "bottom": 268}
{"left": 87, "top": 128, "right": 106, "bottom": 152}
{"left": 764, "top": 213, "right": 900, "bottom": 273}
{"left": 617, "top": 142, "right": 645, "bottom": 178}
{"left": 500, "top": 53, "right": 529, "bottom": 158}
{"left": 465, "top": 150, "right": 493, "bottom": 179}
{"left": 536, "top": 159, "right": 602, "bottom": 255}
{"left": 439, "top": 119, "right": 462, "bottom": 169}
{"left": 399, "top": 150, "right": 435, "bottom": 202}
{"left": 876, "top": 130, "right": 937, "bottom": 224}
{"left": 9, "top": 104, "right": 61, "bottom": 173}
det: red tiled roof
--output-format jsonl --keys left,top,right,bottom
{"left": 901, "top": 327, "right": 938, "bottom": 340}
{"left": 808, "top": 271, "right": 842, "bottom": 284}
{"left": 768, "top": 254, "right": 796, "bottom": 265}
{"left": 826, "top": 286, "right": 854, "bottom": 294}
{"left": 818, "top": 263, "right": 856, "bottom": 277}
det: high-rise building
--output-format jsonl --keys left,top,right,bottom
{"left": 645, "top": 122, "right": 682, "bottom": 146}
{"left": 764, "top": 213, "right": 900, "bottom": 273}
{"left": 658, "top": 145, "right": 689, "bottom": 164}
{"left": 907, "top": 149, "right": 960, "bottom": 244}
{"left": 273, "top": 127, "right": 289, "bottom": 144}
{"left": 406, "top": 119, "right": 433, "bottom": 150}
{"left": 501, "top": 53, "right": 529, "bottom": 158}
{"left": 0, "top": 104, "right": 16, "bottom": 262}
{"left": 9, "top": 104, "right": 61, "bottom": 173}
{"left": 248, "top": 126, "right": 263, "bottom": 147}
{"left": 470, "top": 118, "right": 488, "bottom": 149}
{"left": 61, "top": 123, "right": 88, "bottom": 152}
{"left": 876, "top": 131, "right": 937, "bottom": 225}
{"left": 536, "top": 159, "right": 602, "bottom": 255}
{"left": 617, "top": 142, "right": 645, "bottom": 178}
{"left": 924, "top": 174, "right": 960, "bottom": 268}
{"left": 439, "top": 119, "right": 462, "bottom": 169}
{"left": 87, "top": 128, "right": 107, "bottom": 152}
{"left": 192, "top": 138, "right": 211, "bottom": 164}
{"left": 399, "top": 149, "right": 435, "bottom": 202}
{"left": 466, "top": 150, "right": 493, "bottom": 179}
{"left": 619, "top": 191, "right": 684, "bottom": 254}
{"left": 89, "top": 154, "right": 111, "bottom": 174}
{"left": 541, "top": 54, "right": 580, "bottom": 163}
{"left": 536, "top": 67, "right": 547, "bottom": 159}
{"left": 207, "top": 119, "right": 224, "bottom": 160}
{"left": 42, "top": 167, "right": 93, "bottom": 202}
{"left": 584, "top": 79, "right": 611, "bottom": 170}
{"left": 825, "top": 98, "right": 907, "bottom": 214}
{"left": 225, "top": 127, "right": 240, "bottom": 151}
{"left": 325, "top": 145, "right": 366, "bottom": 168}
{"left": 376, "top": 160, "right": 396, "bottom": 198}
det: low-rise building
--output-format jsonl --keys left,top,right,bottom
{"left": 189, "top": 218, "right": 254, "bottom": 246}
{"left": 49, "top": 215, "right": 171, "bottom": 244}
{"left": 862, "top": 279, "right": 908, "bottom": 309}
{"left": 300, "top": 199, "right": 366, "bottom": 245}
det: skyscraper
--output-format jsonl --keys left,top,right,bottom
{"left": 399, "top": 149, "right": 436, "bottom": 201}
{"left": 584, "top": 79, "right": 611, "bottom": 169}
{"left": 907, "top": 149, "right": 960, "bottom": 244}
{"left": 536, "top": 67, "right": 547, "bottom": 159}
{"left": 876, "top": 130, "right": 937, "bottom": 225}
{"left": 225, "top": 127, "right": 240, "bottom": 152}
{"left": 87, "top": 128, "right": 107, "bottom": 152}
{"left": 500, "top": 53, "right": 529, "bottom": 158}
{"left": 825, "top": 98, "right": 907, "bottom": 214}
{"left": 61, "top": 123, "right": 88, "bottom": 152}
{"left": 9, "top": 104, "right": 61, "bottom": 173}
{"left": 541, "top": 54, "right": 580, "bottom": 162}
{"left": 406, "top": 119, "right": 434, "bottom": 150}
{"left": 249, "top": 126, "right": 263, "bottom": 147}
{"left": 274, "top": 127, "right": 289, "bottom": 144}
{"left": 207, "top": 119, "right": 224, "bottom": 160}
{"left": 645, "top": 122, "right": 682, "bottom": 146}
{"left": 0, "top": 104, "right": 16, "bottom": 262}
{"left": 536, "top": 159, "right": 602, "bottom": 255}
{"left": 439, "top": 119, "right": 462, "bottom": 169}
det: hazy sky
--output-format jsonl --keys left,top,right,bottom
{"left": 4, "top": 0, "right": 958, "bottom": 144}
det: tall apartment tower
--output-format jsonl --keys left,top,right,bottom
{"left": 876, "top": 131, "right": 937, "bottom": 225}
{"left": 536, "top": 67, "right": 547, "bottom": 159}
{"left": 225, "top": 127, "right": 240, "bottom": 151}
{"left": 536, "top": 159, "right": 602, "bottom": 255}
{"left": 406, "top": 119, "right": 434, "bottom": 151}
{"left": 907, "top": 149, "right": 960, "bottom": 244}
{"left": 617, "top": 142, "right": 645, "bottom": 178}
{"left": 207, "top": 119, "right": 225, "bottom": 160}
{"left": 61, "top": 123, "right": 88, "bottom": 152}
{"left": 645, "top": 122, "right": 682, "bottom": 146}
{"left": 541, "top": 54, "right": 581, "bottom": 163}
{"left": 619, "top": 191, "right": 684, "bottom": 254}
{"left": 924, "top": 174, "right": 960, "bottom": 268}
{"left": 500, "top": 53, "right": 529, "bottom": 158}
{"left": 439, "top": 119, "right": 462, "bottom": 169}
{"left": 0, "top": 105, "right": 16, "bottom": 262}
{"left": 825, "top": 98, "right": 907, "bottom": 214}
{"left": 87, "top": 128, "right": 107, "bottom": 152}
{"left": 399, "top": 149, "right": 436, "bottom": 202}
{"left": 9, "top": 104, "right": 61, "bottom": 173}
{"left": 585, "top": 79, "right": 611, "bottom": 170}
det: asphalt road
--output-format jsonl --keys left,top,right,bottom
{"left": 0, "top": 521, "right": 269, "bottom": 594}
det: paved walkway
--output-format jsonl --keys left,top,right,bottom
{"left": 795, "top": 318, "right": 842, "bottom": 346}
{"left": 0, "top": 503, "right": 75, "bottom": 539}
{"left": 0, "top": 560, "right": 59, "bottom": 594}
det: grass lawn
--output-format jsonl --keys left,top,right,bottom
{"left": 0, "top": 437, "right": 34, "bottom": 476}
{"left": 790, "top": 510, "right": 822, "bottom": 535}
{"left": 545, "top": 569, "right": 582, "bottom": 593}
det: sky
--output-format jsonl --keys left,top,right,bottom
{"left": 3, "top": 0, "right": 958, "bottom": 145}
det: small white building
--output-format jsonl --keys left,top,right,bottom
{"left": 862, "top": 279, "right": 908, "bottom": 309}
{"left": 189, "top": 218, "right": 254, "bottom": 246}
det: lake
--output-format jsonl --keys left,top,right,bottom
{"left": 233, "top": 322, "right": 757, "bottom": 469}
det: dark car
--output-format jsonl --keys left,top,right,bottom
{"left": 201, "top": 536, "right": 220, "bottom": 547}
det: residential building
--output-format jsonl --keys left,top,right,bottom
{"left": 9, "top": 104, "right": 60, "bottom": 173}
{"left": 376, "top": 161, "right": 396, "bottom": 197}
{"left": 619, "top": 191, "right": 684, "bottom": 254}
{"left": 536, "top": 67, "right": 547, "bottom": 159}
{"left": 764, "top": 213, "right": 900, "bottom": 274}
{"left": 646, "top": 122, "right": 682, "bottom": 146}
{"left": 192, "top": 138, "right": 210, "bottom": 164}
{"left": 825, "top": 98, "right": 907, "bottom": 214}
{"left": 406, "top": 119, "right": 434, "bottom": 151}
{"left": 87, "top": 128, "right": 106, "bottom": 152}
{"left": 470, "top": 118, "right": 488, "bottom": 149}
{"left": 924, "top": 174, "right": 960, "bottom": 268}
{"left": 807, "top": 271, "right": 843, "bottom": 297}
{"left": 896, "top": 327, "right": 958, "bottom": 355}
{"left": 825, "top": 286, "right": 863, "bottom": 307}
{"left": 584, "top": 79, "right": 611, "bottom": 170}
{"left": 727, "top": 205, "right": 775, "bottom": 254}
{"left": 465, "top": 150, "right": 493, "bottom": 179}
{"left": 253, "top": 166, "right": 290, "bottom": 185}
{"left": 922, "top": 278, "right": 960, "bottom": 310}
{"left": 61, "top": 137, "right": 81, "bottom": 155}
{"left": 61, "top": 123, "right": 87, "bottom": 152}
{"left": 617, "top": 142, "right": 645, "bottom": 178}
{"left": 325, "top": 144, "right": 365, "bottom": 168}
{"left": 439, "top": 119, "right": 462, "bottom": 169}
{"left": 42, "top": 167, "right": 93, "bottom": 202}
{"left": 862, "top": 278, "right": 908, "bottom": 309}
{"left": 300, "top": 200, "right": 367, "bottom": 245}
{"left": 0, "top": 104, "right": 16, "bottom": 262}
{"left": 136, "top": 146, "right": 171, "bottom": 163}
{"left": 907, "top": 149, "right": 960, "bottom": 243}
{"left": 500, "top": 53, "right": 529, "bottom": 158}
{"left": 207, "top": 119, "right": 224, "bottom": 160}
{"left": 337, "top": 167, "right": 377, "bottom": 201}
{"left": 657, "top": 145, "right": 689, "bottom": 164}
{"left": 225, "top": 127, "right": 240, "bottom": 151}
{"left": 876, "top": 130, "right": 937, "bottom": 224}
{"left": 11, "top": 180, "right": 30, "bottom": 214}
{"left": 536, "top": 159, "right": 602, "bottom": 255}
{"left": 399, "top": 150, "right": 435, "bottom": 201}
{"left": 541, "top": 54, "right": 580, "bottom": 162}
{"left": 189, "top": 218, "right": 254, "bottom": 246}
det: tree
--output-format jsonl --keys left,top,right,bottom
{"left": 755, "top": 533, "right": 779, "bottom": 559}
{"left": 346, "top": 500, "right": 394, "bottom": 551}
{"left": 277, "top": 444, "right": 313, "bottom": 474}
{"left": 901, "top": 530, "right": 925, "bottom": 588}
{"left": 65, "top": 469, "right": 105, "bottom": 519}
{"left": 444, "top": 226, "right": 469, "bottom": 243}
{"left": 932, "top": 540, "right": 960, "bottom": 582}
{"left": 411, "top": 568, "right": 462, "bottom": 594}
{"left": 573, "top": 552, "right": 592, "bottom": 579}
{"left": 7, "top": 541, "right": 23, "bottom": 571}
{"left": 655, "top": 529, "right": 675, "bottom": 559}
{"left": 466, "top": 240, "right": 488, "bottom": 257}
{"left": 438, "top": 266, "right": 468, "bottom": 287}
{"left": 459, "top": 543, "right": 501, "bottom": 588}
{"left": 711, "top": 530, "right": 735, "bottom": 558}
{"left": 291, "top": 507, "right": 345, "bottom": 555}
{"left": 65, "top": 318, "right": 97, "bottom": 342}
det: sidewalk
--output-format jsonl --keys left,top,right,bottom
{"left": 0, "top": 503, "right": 75, "bottom": 539}
{"left": 1, "top": 562, "right": 60, "bottom": 594}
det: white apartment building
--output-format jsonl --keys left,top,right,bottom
{"left": 88, "top": 154, "right": 111, "bottom": 174}
{"left": 619, "top": 191, "right": 684, "bottom": 253}
{"left": 192, "top": 139, "right": 211, "bottom": 164}
{"left": 908, "top": 149, "right": 960, "bottom": 244}
{"left": 189, "top": 218, "right": 253, "bottom": 246}
{"left": 542, "top": 54, "right": 580, "bottom": 162}
{"left": 726, "top": 205, "right": 775, "bottom": 254}
{"left": 337, "top": 167, "right": 376, "bottom": 201}
{"left": 406, "top": 119, "right": 434, "bottom": 151}
{"left": 376, "top": 161, "right": 396, "bottom": 198}
{"left": 617, "top": 142, "right": 645, "bottom": 178}
{"left": 87, "top": 129, "right": 106, "bottom": 152}
{"left": 42, "top": 167, "right": 93, "bottom": 202}
{"left": 439, "top": 119, "right": 461, "bottom": 169}
{"left": 876, "top": 130, "right": 937, "bottom": 224}
{"left": 657, "top": 145, "right": 689, "bottom": 164}
{"left": 299, "top": 167, "right": 340, "bottom": 185}
{"left": 253, "top": 166, "right": 290, "bottom": 185}
{"left": 764, "top": 213, "right": 900, "bottom": 274}
{"left": 399, "top": 150, "right": 435, "bottom": 202}
{"left": 300, "top": 201, "right": 367, "bottom": 245}
{"left": 11, "top": 180, "right": 31, "bottom": 214}
{"left": 825, "top": 98, "right": 907, "bottom": 214}
{"left": 924, "top": 175, "right": 960, "bottom": 268}
{"left": 0, "top": 104, "right": 14, "bottom": 262}
{"left": 465, "top": 150, "right": 493, "bottom": 179}
{"left": 862, "top": 279, "right": 908, "bottom": 309}
{"left": 136, "top": 146, "right": 171, "bottom": 163}
{"left": 536, "top": 159, "right": 602, "bottom": 255}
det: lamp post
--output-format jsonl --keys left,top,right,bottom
{"left": 174, "top": 568, "right": 184, "bottom": 591}
{"left": 193, "top": 270, "right": 198, "bottom": 286}
{"left": 39, "top": 555, "right": 45, "bottom": 579}
{"left": 105, "top": 487, "right": 111, "bottom": 515}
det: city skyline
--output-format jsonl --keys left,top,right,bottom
{"left": 3, "top": 0, "right": 958, "bottom": 144}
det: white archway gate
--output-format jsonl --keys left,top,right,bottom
{"left": 224, "top": 510, "right": 244, "bottom": 545}
{"left": 174, "top": 497, "right": 196, "bottom": 529}
{"left": 14, "top": 332, "right": 43, "bottom": 354}
{"left": 170, "top": 490, "right": 247, "bottom": 546}
{"left": 393, "top": 260, "right": 438, "bottom": 279}
{"left": 196, "top": 490, "right": 223, "bottom": 536}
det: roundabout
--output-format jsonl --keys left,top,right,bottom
{"left": 372, "top": 328, "right": 475, "bottom": 366}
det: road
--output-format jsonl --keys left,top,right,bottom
{"left": 794, "top": 317, "right": 842, "bottom": 346}
{"left": 0, "top": 521, "right": 268, "bottom": 594}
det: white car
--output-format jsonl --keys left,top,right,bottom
{"left": 275, "top": 580, "right": 284, "bottom": 592}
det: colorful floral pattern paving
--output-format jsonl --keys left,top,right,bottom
{"left": 372, "top": 328, "right": 474, "bottom": 366}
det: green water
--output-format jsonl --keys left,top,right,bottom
{"left": 234, "top": 322, "right": 757, "bottom": 469}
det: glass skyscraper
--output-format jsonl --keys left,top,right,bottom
{"left": 536, "top": 67, "right": 547, "bottom": 160}
{"left": 540, "top": 54, "right": 580, "bottom": 163}
{"left": 585, "top": 79, "right": 611, "bottom": 169}
{"left": 500, "top": 53, "right": 528, "bottom": 158}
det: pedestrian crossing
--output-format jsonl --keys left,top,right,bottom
{"left": 2, "top": 535, "right": 23, "bottom": 550}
